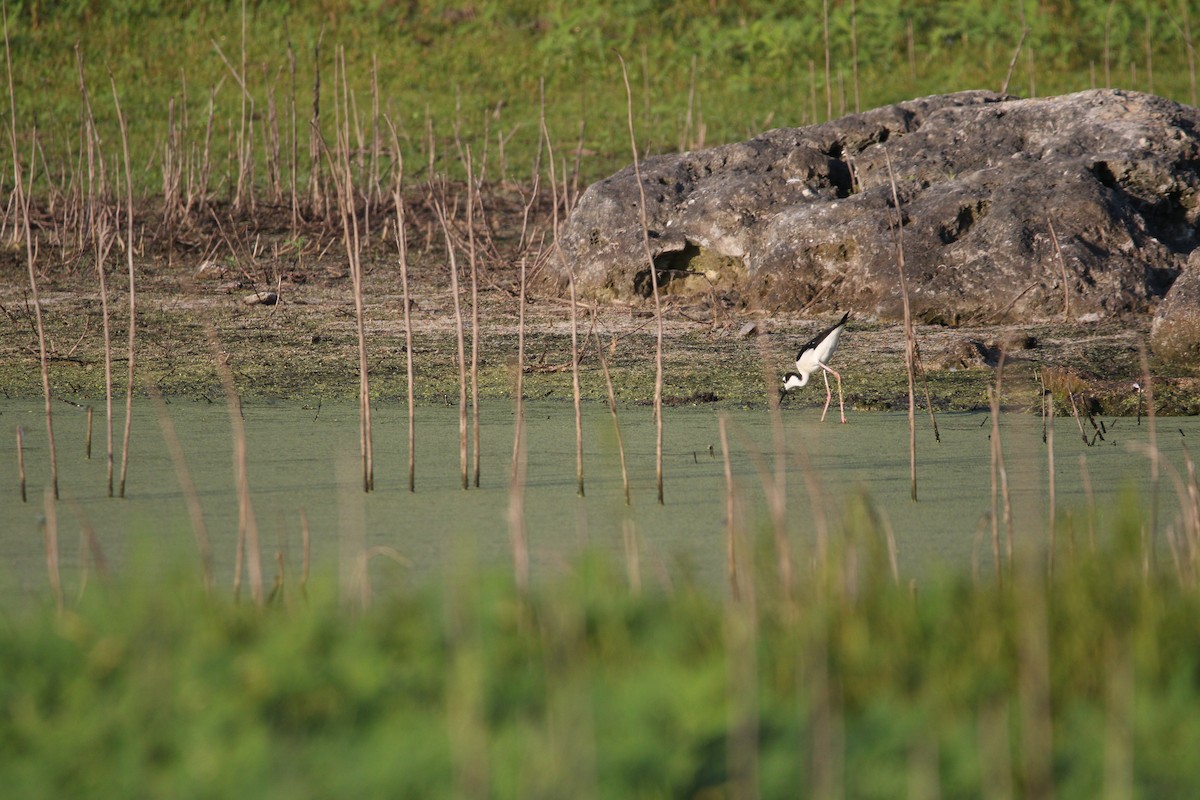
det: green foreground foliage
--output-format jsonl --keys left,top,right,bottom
{"left": 4, "top": 498, "right": 1200, "bottom": 798}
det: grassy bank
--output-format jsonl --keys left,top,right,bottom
{"left": 3, "top": 496, "right": 1200, "bottom": 797}
{"left": 7, "top": 0, "right": 1200, "bottom": 196}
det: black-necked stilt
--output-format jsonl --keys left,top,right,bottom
{"left": 780, "top": 311, "right": 849, "bottom": 423}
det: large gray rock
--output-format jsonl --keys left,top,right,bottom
{"left": 558, "top": 89, "right": 1200, "bottom": 323}
{"left": 1151, "top": 248, "right": 1200, "bottom": 364}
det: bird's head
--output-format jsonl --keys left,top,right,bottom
{"left": 780, "top": 371, "right": 808, "bottom": 397}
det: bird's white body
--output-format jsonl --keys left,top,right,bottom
{"left": 781, "top": 312, "right": 849, "bottom": 422}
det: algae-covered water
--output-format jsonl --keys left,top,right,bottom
{"left": 1, "top": 399, "right": 1192, "bottom": 601}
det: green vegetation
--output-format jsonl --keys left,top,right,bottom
{"left": 7, "top": 5, "right": 1200, "bottom": 796}
{"left": 7, "top": 0, "right": 1200, "bottom": 194}
{"left": 3, "top": 495, "right": 1200, "bottom": 797}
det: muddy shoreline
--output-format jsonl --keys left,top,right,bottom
{"left": 1, "top": 196, "right": 1194, "bottom": 417}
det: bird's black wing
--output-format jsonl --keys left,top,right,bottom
{"left": 794, "top": 311, "right": 850, "bottom": 359}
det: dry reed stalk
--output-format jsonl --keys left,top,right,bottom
{"left": 978, "top": 703, "right": 1015, "bottom": 800}
{"left": 623, "top": 518, "right": 642, "bottom": 594}
{"left": 1182, "top": 3, "right": 1198, "bottom": 106}
{"left": 2, "top": 1, "right": 25, "bottom": 249}
{"left": 148, "top": 384, "right": 214, "bottom": 591}
{"left": 466, "top": 145, "right": 481, "bottom": 489}
{"left": 617, "top": 52, "right": 665, "bottom": 505}
{"left": 1103, "top": 634, "right": 1134, "bottom": 799}
{"left": 1079, "top": 454, "right": 1098, "bottom": 552}
{"left": 850, "top": 0, "right": 861, "bottom": 112}
{"left": 989, "top": 351, "right": 1014, "bottom": 575}
{"left": 434, "top": 196, "right": 470, "bottom": 490}
{"left": 718, "top": 414, "right": 739, "bottom": 601}
{"left": 541, "top": 85, "right": 584, "bottom": 496}
{"left": 591, "top": 309, "right": 630, "bottom": 505}
{"left": 807, "top": 633, "right": 844, "bottom": 800}
{"left": 197, "top": 311, "right": 263, "bottom": 604}
{"left": 725, "top": 594, "right": 759, "bottom": 800}
{"left": 111, "top": 76, "right": 136, "bottom": 499}
{"left": 68, "top": 499, "right": 109, "bottom": 598}
{"left": 1001, "top": 25, "right": 1030, "bottom": 95}
{"left": 7, "top": 14, "right": 57, "bottom": 499}
{"left": 287, "top": 39, "right": 299, "bottom": 232}
{"left": 1014, "top": 560, "right": 1053, "bottom": 800}
{"left": 883, "top": 149, "right": 919, "bottom": 502}
{"left": 1047, "top": 388, "right": 1057, "bottom": 577}
{"left": 300, "top": 506, "right": 311, "bottom": 592}
{"left": 390, "top": 180, "right": 417, "bottom": 492}
{"left": 822, "top": 0, "right": 832, "bottom": 120}
{"left": 308, "top": 31, "right": 325, "bottom": 218}
{"left": 338, "top": 51, "right": 374, "bottom": 492}
{"left": 43, "top": 487, "right": 62, "bottom": 613}
{"left": 1139, "top": 345, "right": 1158, "bottom": 577}
{"left": 16, "top": 425, "right": 26, "bottom": 502}
{"left": 508, "top": 257, "right": 530, "bottom": 594}
{"left": 758, "top": 335, "right": 795, "bottom": 590}
{"left": 264, "top": 65, "right": 282, "bottom": 205}
{"left": 1047, "top": 219, "right": 1071, "bottom": 320}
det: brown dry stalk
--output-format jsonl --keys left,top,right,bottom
{"left": 2, "top": 1, "right": 25, "bottom": 248}
{"left": 340, "top": 49, "right": 373, "bottom": 491}
{"left": 16, "top": 425, "right": 26, "bottom": 503}
{"left": 717, "top": 415, "right": 739, "bottom": 601}
{"left": 111, "top": 75, "right": 136, "bottom": 499}
{"left": 883, "top": 149, "right": 918, "bottom": 502}
{"left": 43, "top": 487, "right": 62, "bottom": 613}
{"left": 617, "top": 52, "right": 665, "bottom": 505}
{"left": 758, "top": 335, "right": 795, "bottom": 591}
{"left": 148, "top": 384, "right": 214, "bottom": 591}
{"left": 1047, "top": 219, "right": 1071, "bottom": 320}
{"left": 435, "top": 196, "right": 470, "bottom": 490}
{"left": 300, "top": 506, "right": 311, "bottom": 592}
{"left": 466, "top": 145, "right": 482, "bottom": 489}
{"left": 7, "top": 10, "right": 57, "bottom": 499}
{"left": 542, "top": 83, "right": 584, "bottom": 497}
{"left": 1046, "top": 382, "right": 1058, "bottom": 578}
{"left": 1139, "top": 344, "right": 1158, "bottom": 576}
{"left": 591, "top": 309, "right": 630, "bottom": 505}
{"left": 989, "top": 350, "right": 1014, "bottom": 579}
{"left": 391, "top": 181, "right": 417, "bottom": 492}
{"left": 508, "top": 256, "right": 530, "bottom": 594}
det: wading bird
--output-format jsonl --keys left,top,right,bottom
{"left": 780, "top": 311, "right": 849, "bottom": 423}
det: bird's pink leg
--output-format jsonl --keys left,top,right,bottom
{"left": 820, "top": 369, "right": 833, "bottom": 421}
{"left": 821, "top": 363, "right": 846, "bottom": 423}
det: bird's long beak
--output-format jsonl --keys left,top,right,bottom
{"left": 778, "top": 387, "right": 787, "bottom": 404}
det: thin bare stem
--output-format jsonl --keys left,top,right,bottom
{"left": 542, "top": 79, "right": 584, "bottom": 497}
{"left": 508, "top": 256, "right": 530, "bottom": 593}
{"left": 434, "top": 196, "right": 469, "bottom": 490}
{"left": 617, "top": 51, "right": 665, "bottom": 505}
{"left": 883, "top": 149, "right": 918, "bottom": 502}
{"left": 148, "top": 385, "right": 214, "bottom": 591}
{"left": 16, "top": 425, "right": 26, "bottom": 503}
{"left": 718, "top": 415, "right": 739, "bottom": 601}
{"left": 1140, "top": 345, "right": 1158, "bottom": 577}
{"left": 592, "top": 309, "right": 630, "bottom": 505}
{"left": 7, "top": 8, "right": 56, "bottom": 499}
{"left": 111, "top": 75, "right": 136, "bottom": 499}
{"left": 43, "top": 487, "right": 62, "bottom": 613}
{"left": 466, "top": 145, "right": 481, "bottom": 489}
{"left": 391, "top": 179, "right": 416, "bottom": 492}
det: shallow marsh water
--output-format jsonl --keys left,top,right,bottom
{"left": 1, "top": 398, "right": 1193, "bottom": 602}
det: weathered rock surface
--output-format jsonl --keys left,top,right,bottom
{"left": 558, "top": 89, "right": 1200, "bottom": 326}
{"left": 1151, "top": 248, "right": 1200, "bottom": 363}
